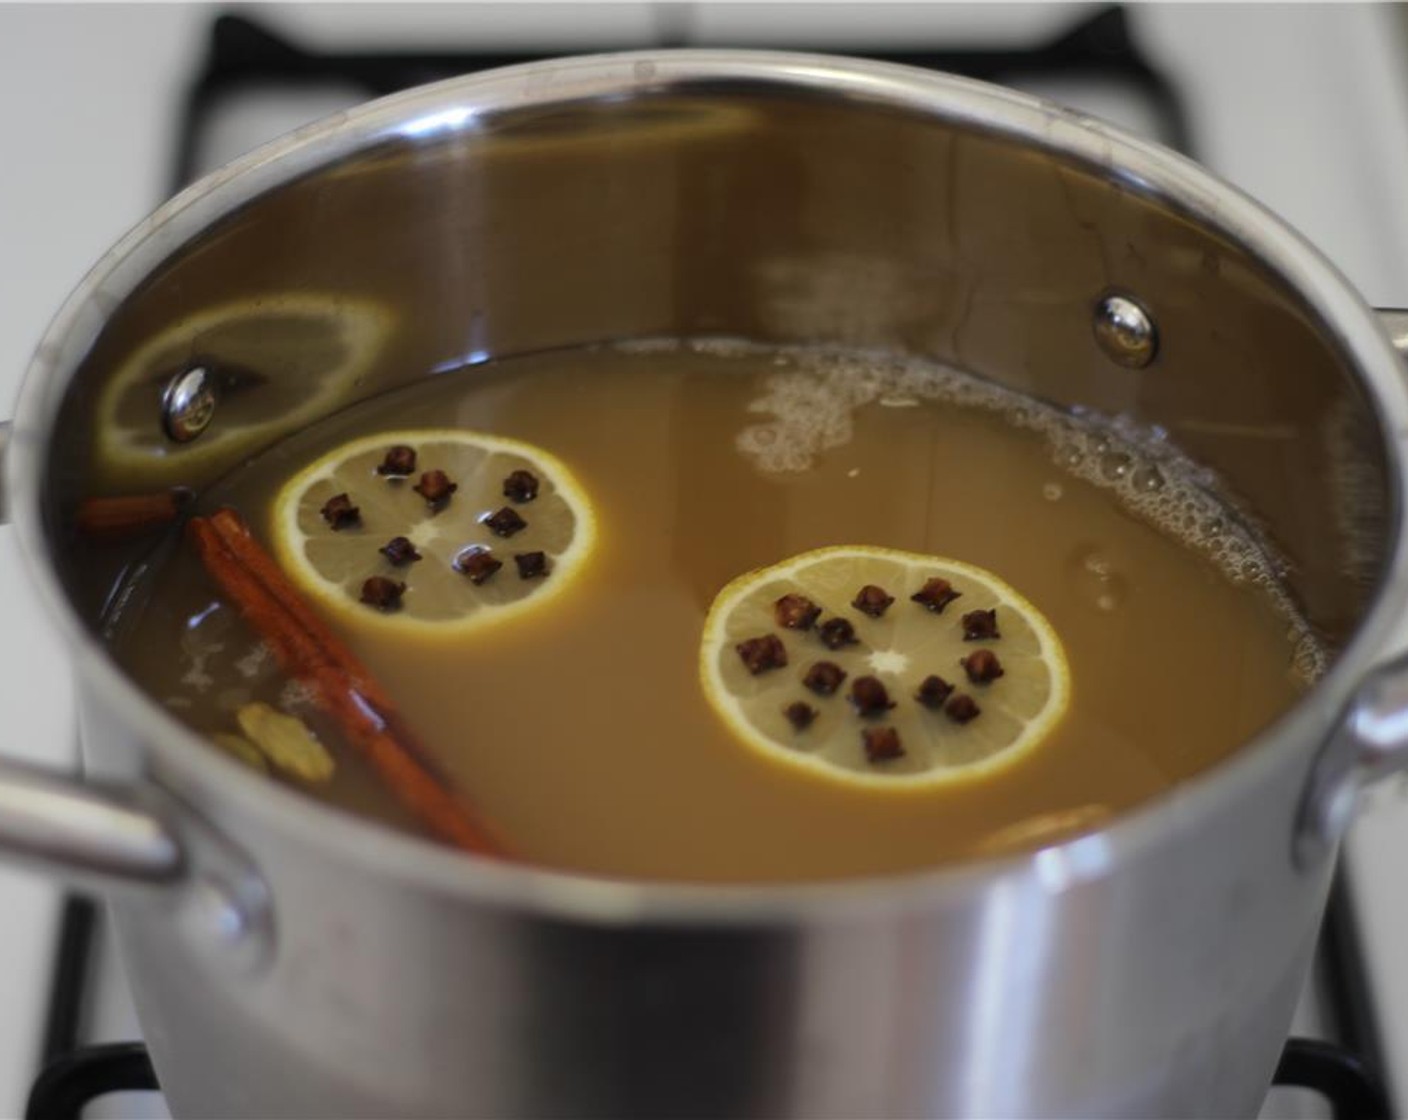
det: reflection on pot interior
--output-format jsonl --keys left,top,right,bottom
{"left": 91, "top": 336, "right": 1322, "bottom": 882}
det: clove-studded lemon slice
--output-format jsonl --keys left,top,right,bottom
{"left": 271, "top": 429, "right": 596, "bottom": 637}
{"left": 96, "top": 292, "right": 392, "bottom": 485}
{"left": 700, "top": 546, "right": 1070, "bottom": 788}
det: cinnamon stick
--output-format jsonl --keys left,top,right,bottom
{"left": 76, "top": 490, "right": 190, "bottom": 542}
{"left": 188, "top": 508, "right": 506, "bottom": 858}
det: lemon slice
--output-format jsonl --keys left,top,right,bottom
{"left": 700, "top": 546, "right": 1070, "bottom": 788}
{"left": 272, "top": 429, "right": 596, "bottom": 637}
{"left": 96, "top": 292, "right": 391, "bottom": 485}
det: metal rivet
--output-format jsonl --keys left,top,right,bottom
{"left": 161, "top": 364, "right": 219, "bottom": 443}
{"left": 1093, "top": 294, "right": 1158, "bottom": 369}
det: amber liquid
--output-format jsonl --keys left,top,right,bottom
{"left": 113, "top": 341, "right": 1313, "bottom": 882}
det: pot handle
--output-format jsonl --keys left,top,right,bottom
{"left": 0, "top": 420, "right": 267, "bottom": 964}
{"left": 0, "top": 420, "right": 180, "bottom": 888}
{"left": 0, "top": 750, "right": 270, "bottom": 968}
{"left": 0, "top": 417, "right": 182, "bottom": 889}
{"left": 1375, "top": 307, "right": 1408, "bottom": 352}
{"left": 0, "top": 755, "right": 182, "bottom": 889}
{"left": 1296, "top": 308, "right": 1408, "bottom": 865}
{"left": 1296, "top": 649, "right": 1408, "bottom": 866}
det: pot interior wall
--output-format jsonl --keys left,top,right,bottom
{"left": 46, "top": 82, "right": 1391, "bottom": 652}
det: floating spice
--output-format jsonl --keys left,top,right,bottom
{"left": 188, "top": 509, "right": 505, "bottom": 856}
{"left": 75, "top": 489, "right": 192, "bottom": 542}
{"left": 945, "top": 693, "right": 981, "bottom": 724}
{"left": 456, "top": 548, "right": 503, "bottom": 585}
{"left": 376, "top": 445, "right": 417, "bottom": 476}
{"left": 962, "top": 608, "right": 1000, "bottom": 641}
{"left": 774, "top": 593, "right": 822, "bottom": 631}
{"left": 784, "top": 701, "right": 817, "bottom": 731}
{"left": 849, "top": 676, "right": 895, "bottom": 717}
{"left": 320, "top": 493, "right": 360, "bottom": 530}
{"left": 413, "top": 469, "right": 458, "bottom": 508}
{"left": 803, "top": 660, "right": 847, "bottom": 696}
{"left": 484, "top": 506, "right": 528, "bottom": 537}
{"left": 380, "top": 536, "right": 422, "bottom": 566}
{"left": 851, "top": 584, "right": 894, "bottom": 618}
{"left": 514, "top": 551, "right": 549, "bottom": 580}
{"left": 210, "top": 732, "right": 269, "bottom": 773}
{"left": 235, "top": 702, "right": 334, "bottom": 783}
{"left": 962, "top": 648, "right": 1005, "bottom": 684}
{"left": 817, "top": 617, "right": 858, "bottom": 650}
{"left": 862, "top": 726, "right": 904, "bottom": 762}
{"left": 503, "top": 469, "right": 540, "bottom": 503}
{"left": 737, "top": 634, "right": 787, "bottom": 675}
{"left": 360, "top": 576, "right": 406, "bottom": 611}
{"left": 915, "top": 674, "right": 955, "bottom": 710}
{"left": 911, "top": 577, "right": 960, "bottom": 613}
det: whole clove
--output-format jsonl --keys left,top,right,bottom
{"left": 945, "top": 693, "right": 981, "bottom": 724}
{"left": 360, "top": 576, "right": 406, "bottom": 611}
{"left": 915, "top": 674, "right": 955, "bottom": 710}
{"left": 852, "top": 584, "right": 894, "bottom": 618}
{"left": 413, "top": 470, "right": 458, "bottom": 508}
{"left": 818, "top": 617, "right": 858, "bottom": 650}
{"left": 503, "top": 469, "right": 540, "bottom": 503}
{"left": 484, "top": 506, "right": 528, "bottom": 537}
{"left": 376, "top": 445, "right": 417, "bottom": 476}
{"left": 961, "top": 648, "right": 1005, "bottom": 684}
{"left": 514, "top": 551, "right": 549, "bottom": 580}
{"left": 784, "top": 701, "right": 817, "bottom": 731}
{"left": 849, "top": 675, "right": 896, "bottom": 717}
{"left": 962, "top": 608, "right": 1000, "bottom": 641}
{"left": 380, "top": 536, "right": 422, "bottom": 566}
{"left": 862, "top": 726, "right": 904, "bottom": 762}
{"left": 455, "top": 548, "right": 503, "bottom": 585}
{"left": 774, "top": 593, "right": 822, "bottom": 631}
{"left": 737, "top": 634, "right": 788, "bottom": 675}
{"left": 911, "top": 577, "right": 961, "bottom": 613}
{"left": 320, "top": 493, "right": 360, "bottom": 530}
{"left": 803, "top": 661, "right": 847, "bottom": 696}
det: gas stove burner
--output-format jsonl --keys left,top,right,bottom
{"left": 24, "top": 1037, "right": 1391, "bottom": 1120}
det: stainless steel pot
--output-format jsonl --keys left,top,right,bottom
{"left": 3, "top": 50, "right": 1408, "bottom": 1118}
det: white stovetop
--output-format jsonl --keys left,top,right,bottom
{"left": 4, "top": 4, "right": 1408, "bottom": 1116}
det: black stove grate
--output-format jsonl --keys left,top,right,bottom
{"left": 28, "top": 1044, "right": 155, "bottom": 1120}
{"left": 23, "top": 1036, "right": 1392, "bottom": 1120}
{"left": 170, "top": 4, "right": 1192, "bottom": 192}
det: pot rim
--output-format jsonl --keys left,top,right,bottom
{"left": 10, "top": 49, "right": 1408, "bottom": 924}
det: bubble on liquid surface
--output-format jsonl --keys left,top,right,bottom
{"left": 1043, "top": 482, "right": 1063, "bottom": 502}
{"left": 1069, "top": 546, "right": 1129, "bottom": 613}
{"left": 1100, "top": 451, "right": 1132, "bottom": 481}
{"left": 1132, "top": 464, "right": 1165, "bottom": 493}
